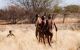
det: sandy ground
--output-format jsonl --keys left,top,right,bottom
{"left": 0, "top": 24, "right": 80, "bottom": 50}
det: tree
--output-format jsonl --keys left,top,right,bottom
{"left": 7, "top": 5, "right": 26, "bottom": 24}
{"left": 64, "top": 5, "right": 80, "bottom": 13}
{"left": 10, "top": 0, "right": 60, "bottom": 14}
{"left": 62, "top": 5, "right": 80, "bottom": 23}
{"left": 53, "top": 5, "right": 63, "bottom": 13}
{"left": 9, "top": 0, "right": 61, "bottom": 23}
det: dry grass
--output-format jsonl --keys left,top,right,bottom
{"left": 0, "top": 24, "right": 80, "bottom": 50}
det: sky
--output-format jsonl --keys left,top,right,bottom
{"left": 0, "top": 0, "right": 11, "bottom": 9}
{"left": 0, "top": 0, "right": 80, "bottom": 9}
{"left": 59, "top": 0, "right": 80, "bottom": 7}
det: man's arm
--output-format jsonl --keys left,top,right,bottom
{"left": 54, "top": 22, "right": 58, "bottom": 32}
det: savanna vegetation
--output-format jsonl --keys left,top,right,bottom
{"left": 0, "top": 0, "right": 80, "bottom": 24}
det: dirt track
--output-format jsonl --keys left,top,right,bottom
{"left": 0, "top": 24, "right": 80, "bottom": 50}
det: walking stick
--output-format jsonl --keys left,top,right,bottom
{"left": 54, "top": 22, "right": 58, "bottom": 50}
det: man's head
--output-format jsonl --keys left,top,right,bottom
{"left": 9, "top": 30, "right": 12, "bottom": 34}
{"left": 48, "top": 16, "right": 52, "bottom": 19}
{"left": 41, "top": 16, "right": 46, "bottom": 20}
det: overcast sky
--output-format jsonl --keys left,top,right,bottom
{"left": 59, "top": 0, "right": 80, "bottom": 7}
{"left": 0, "top": 0, "right": 10, "bottom": 9}
{"left": 0, "top": 0, "right": 80, "bottom": 9}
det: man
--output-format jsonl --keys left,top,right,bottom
{"left": 7, "top": 30, "right": 15, "bottom": 37}
{"left": 35, "top": 14, "right": 42, "bottom": 41}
